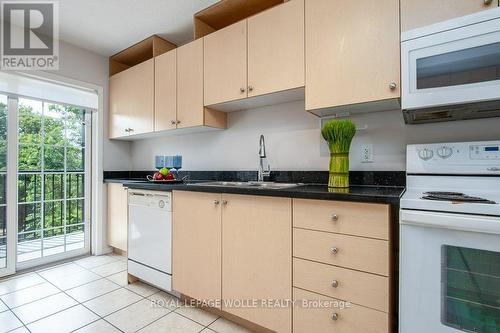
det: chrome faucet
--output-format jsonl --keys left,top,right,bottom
{"left": 258, "top": 135, "right": 271, "bottom": 182}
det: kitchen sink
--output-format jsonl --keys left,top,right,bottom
{"left": 189, "top": 181, "right": 304, "bottom": 190}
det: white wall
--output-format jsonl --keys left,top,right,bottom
{"left": 47, "top": 41, "right": 131, "bottom": 171}
{"left": 130, "top": 100, "right": 500, "bottom": 171}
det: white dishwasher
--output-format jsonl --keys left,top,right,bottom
{"left": 128, "top": 190, "right": 172, "bottom": 291}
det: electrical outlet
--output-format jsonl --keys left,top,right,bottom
{"left": 361, "top": 144, "right": 373, "bottom": 163}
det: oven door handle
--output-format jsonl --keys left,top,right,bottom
{"left": 401, "top": 210, "right": 500, "bottom": 235}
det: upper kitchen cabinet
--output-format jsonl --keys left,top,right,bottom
{"left": 109, "top": 35, "right": 176, "bottom": 139}
{"left": 401, "top": 0, "right": 499, "bottom": 32}
{"left": 109, "top": 59, "right": 154, "bottom": 138}
{"left": 155, "top": 49, "right": 177, "bottom": 132}
{"left": 305, "top": 0, "right": 400, "bottom": 116}
{"left": 204, "top": 20, "right": 248, "bottom": 106}
{"left": 177, "top": 39, "right": 227, "bottom": 130}
{"left": 247, "top": 0, "right": 305, "bottom": 97}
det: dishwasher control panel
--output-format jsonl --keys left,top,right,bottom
{"left": 128, "top": 190, "right": 171, "bottom": 211}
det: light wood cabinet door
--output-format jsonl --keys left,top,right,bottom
{"left": 222, "top": 194, "right": 292, "bottom": 333}
{"left": 109, "top": 70, "right": 131, "bottom": 138}
{"left": 204, "top": 20, "right": 248, "bottom": 105}
{"left": 172, "top": 191, "right": 222, "bottom": 305}
{"left": 177, "top": 39, "right": 205, "bottom": 129}
{"left": 293, "top": 199, "right": 390, "bottom": 240}
{"left": 247, "top": 0, "right": 305, "bottom": 97}
{"left": 401, "top": 0, "right": 498, "bottom": 32}
{"left": 293, "top": 258, "right": 389, "bottom": 312}
{"left": 126, "top": 59, "right": 154, "bottom": 135}
{"left": 155, "top": 50, "right": 177, "bottom": 131}
{"left": 107, "top": 183, "right": 128, "bottom": 251}
{"left": 293, "top": 228, "right": 389, "bottom": 276}
{"left": 293, "top": 288, "right": 389, "bottom": 333}
{"left": 305, "top": 0, "right": 400, "bottom": 110}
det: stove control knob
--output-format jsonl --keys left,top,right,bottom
{"left": 437, "top": 146, "right": 453, "bottom": 159}
{"left": 418, "top": 148, "right": 434, "bottom": 161}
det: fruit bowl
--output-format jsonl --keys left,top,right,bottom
{"left": 146, "top": 175, "right": 184, "bottom": 183}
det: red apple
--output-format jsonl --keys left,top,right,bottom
{"left": 153, "top": 172, "right": 164, "bottom": 181}
{"left": 165, "top": 172, "right": 175, "bottom": 180}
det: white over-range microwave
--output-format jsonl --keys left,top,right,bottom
{"left": 401, "top": 7, "right": 500, "bottom": 124}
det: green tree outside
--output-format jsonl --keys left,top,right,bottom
{"left": 0, "top": 99, "right": 86, "bottom": 244}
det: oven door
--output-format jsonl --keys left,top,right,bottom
{"left": 400, "top": 210, "right": 500, "bottom": 333}
{"left": 401, "top": 15, "right": 500, "bottom": 111}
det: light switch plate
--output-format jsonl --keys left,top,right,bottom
{"left": 361, "top": 144, "right": 373, "bottom": 163}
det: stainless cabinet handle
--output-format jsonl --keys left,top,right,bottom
{"left": 331, "top": 214, "right": 339, "bottom": 222}
{"left": 331, "top": 313, "right": 339, "bottom": 321}
{"left": 214, "top": 200, "right": 220, "bottom": 205}
{"left": 248, "top": 85, "right": 254, "bottom": 92}
{"left": 240, "top": 87, "right": 246, "bottom": 93}
{"left": 389, "top": 82, "right": 397, "bottom": 90}
{"left": 331, "top": 280, "right": 339, "bottom": 288}
{"left": 488, "top": 167, "right": 500, "bottom": 171}
{"left": 222, "top": 200, "right": 228, "bottom": 205}
{"left": 330, "top": 247, "right": 339, "bottom": 255}
{"left": 484, "top": 0, "right": 493, "bottom": 5}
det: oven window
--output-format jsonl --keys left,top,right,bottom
{"left": 442, "top": 245, "right": 500, "bottom": 333}
{"left": 417, "top": 42, "right": 500, "bottom": 89}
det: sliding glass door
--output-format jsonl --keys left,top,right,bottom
{"left": 16, "top": 97, "right": 91, "bottom": 268}
{"left": 0, "top": 95, "right": 8, "bottom": 274}
{"left": 0, "top": 94, "right": 91, "bottom": 275}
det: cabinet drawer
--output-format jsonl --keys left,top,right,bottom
{"left": 293, "top": 228, "right": 389, "bottom": 276}
{"left": 293, "top": 258, "right": 389, "bottom": 312}
{"left": 293, "top": 199, "right": 389, "bottom": 240}
{"left": 293, "top": 288, "right": 389, "bottom": 333}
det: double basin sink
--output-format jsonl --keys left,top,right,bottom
{"left": 189, "top": 181, "right": 304, "bottom": 190}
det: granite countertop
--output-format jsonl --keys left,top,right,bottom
{"left": 104, "top": 178, "right": 404, "bottom": 204}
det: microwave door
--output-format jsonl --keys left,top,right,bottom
{"left": 402, "top": 17, "right": 500, "bottom": 111}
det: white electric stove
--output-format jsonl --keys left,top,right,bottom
{"left": 400, "top": 141, "right": 500, "bottom": 333}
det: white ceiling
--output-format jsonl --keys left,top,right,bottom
{"left": 58, "top": 0, "right": 219, "bottom": 56}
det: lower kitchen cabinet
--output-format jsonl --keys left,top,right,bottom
{"left": 172, "top": 191, "right": 292, "bottom": 332}
{"left": 172, "top": 191, "right": 222, "bottom": 306}
{"left": 293, "top": 288, "right": 389, "bottom": 333}
{"left": 172, "top": 192, "right": 392, "bottom": 333}
{"left": 107, "top": 183, "right": 128, "bottom": 252}
{"left": 222, "top": 194, "right": 292, "bottom": 333}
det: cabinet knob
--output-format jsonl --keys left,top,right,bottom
{"left": 331, "top": 280, "right": 339, "bottom": 288}
{"left": 248, "top": 85, "right": 254, "bottom": 92}
{"left": 331, "top": 313, "right": 339, "bottom": 321}
{"left": 484, "top": 0, "right": 493, "bottom": 5}
{"left": 171, "top": 120, "right": 176, "bottom": 125}
{"left": 222, "top": 200, "right": 228, "bottom": 205}
{"left": 214, "top": 200, "right": 220, "bottom": 205}
{"left": 389, "top": 82, "right": 397, "bottom": 90}
{"left": 331, "top": 214, "right": 339, "bottom": 222}
{"left": 240, "top": 87, "right": 246, "bottom": 93}
{"left": 124, "top": 128, "right": 130, "bottom": 132}
{"left": 330, "top": 247, "right": 339, "bottom": 255}
{"left": 176, "top": 120, "right": 181, "bottom": 124}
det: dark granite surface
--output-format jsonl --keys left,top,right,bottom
{"left": 104, "top": 171, "right": 405, "bottom": 204}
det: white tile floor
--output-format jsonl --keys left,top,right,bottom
{"left": 0, "top": 254, "right": 255, "bottom": 333}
